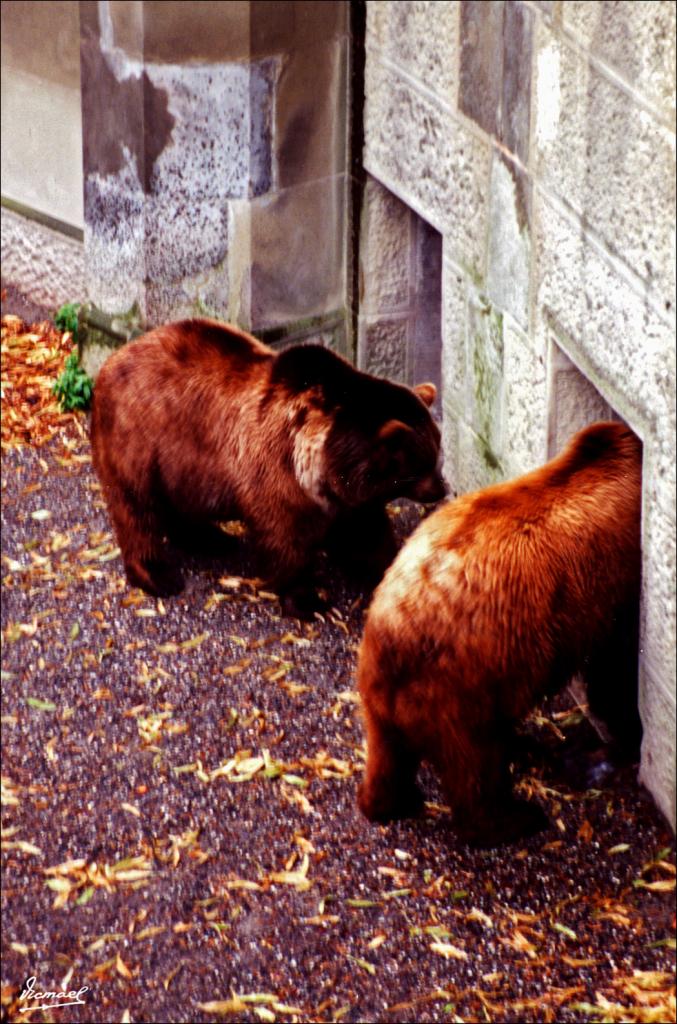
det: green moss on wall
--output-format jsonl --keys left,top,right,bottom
{"left": 470, "top": 298, "right": 504, "bottom": 451}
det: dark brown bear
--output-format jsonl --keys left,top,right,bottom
{"left": 357, "top": 421, "right": 642, "bottom": 846}
{"left": 90, "top": 318, "right": 446, "bottom": 614}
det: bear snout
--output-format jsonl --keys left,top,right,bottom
{"left": 410, "top": 471, "right": 448, "bottom": 504}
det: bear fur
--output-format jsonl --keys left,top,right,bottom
{"left": 90, "top": 318, "right": 446, "bottom": 614}
{"left": 357, "top": 421, "right": 642, "bottom": 846}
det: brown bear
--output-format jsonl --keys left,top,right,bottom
{"left": 357, "top": 421, "right": 642, "bottom": 846}
{"left": 90, "top": 318, "right": 446, "bottom": 615}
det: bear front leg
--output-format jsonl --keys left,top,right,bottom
{"left": 327, "top": 503, "right": 398, "bottom": 588}
{"left": 165, "top": 513, "right": 238, "bottom": 558}
{"left": 358, "top": 706, "right": 424, "bottom": 822}
{"left": 268, "top": 550, "right": 324, "bottom": 619}
{"left": 253, "top": 510, "right": 328, "bottom": 619}
{"left": 106, "top": 486, "right": 183, "bottom": 597}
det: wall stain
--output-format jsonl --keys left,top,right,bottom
{"left": 80, "top": 27, "right": 174, "bottom": 193}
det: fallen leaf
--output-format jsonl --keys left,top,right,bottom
{"left": 430, "top": 940, "right": 468, "bottom": 960}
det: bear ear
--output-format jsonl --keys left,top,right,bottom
{"left": 378, "top": 419, "right": 414, "bottom": 444}
{"left": 413, "top": 382, "right": 436, "bottom": 407}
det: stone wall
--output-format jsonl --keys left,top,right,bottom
{"left": 78, "top": 0, "right": 350, "bottom": 347}
{"left": 360, "top": 0, "right": 676, "bottom": 827}
{"left": 2, "top": 1, "right": 352, "bottom": 354}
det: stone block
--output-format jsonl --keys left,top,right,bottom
{"left": 441, "top": 407, "right": 460, "bottom": 497}
{"left": 359, "top": 176, "right": 412, "bottom": 315}
{"left": 458, "top": 0, "right": 503, "bottom": 141}
{"left": 486, "top": 154, "right": 532, "bottom": 332}
{"left": 364, "top": 54, "right": 491, "bottom": 281}
{"left": 639, "top": 661, "right": 677, "bottom": 830}
{"left": 503, "top": 320, "right": 548, "bottom": 472}
{"left": 82, "top": 170, "right": 146, "bottom": 315}
{"left": 641, "top": 497, "right": 677, "bottom": 694}
{"left": 441, "top": 258, "right": 468, "bottom": 415}
{"left": 143, "top": 198, "right": 229, "bottom": 283}
{"left": 148, "top": 59, "right": 275, "bottom": 201}
{"left": 276, "top": 38, "right": 347, "bottom": 189}
{"left": 250, "top": 175, "right": 346, "bottom": 330}
{"left": 466, "top": 292, "right": 504, "bottom": 454}
{"left": 225, "top": 199, "right": 252, "bottom": 327}
{"left": 562, "top": 0, "right": 676, "bottom": 116}
{"left": 501, "top": 0, "right": 534, "bottom": 163}
{"left": 533, "top": 190, "right": 676, "bottom": 436}
{"left": 459, "top": 0, "right": 534, "bottom": 163}
{"left": 369, "top": 0, "right": 459, "bottom": 105}
{"left": 358, "top": 315, "right": 409, "bottom": 382}
{"left": 645, "top": 417, "right": 677, "bottom": 531}
{"left": 456, "top": 417, "right": 505, "bottom": 496}
{"left": 0, "top": 207, "right": 85, "bottom": 311}
{"left": 143, "top": 258, "right": 230, "bottom": 326}
{"left": 81, "top": 22, "right": 274, "bottom": 196}
{"left": 534, "top": 24, "right": 676, "bottom": 311}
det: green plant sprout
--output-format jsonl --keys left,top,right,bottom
{"left": 54, "top": 302, "right": 80, "bottom": 340}
{"left": 53, "top": 303, "right": 93, "bottom": 411}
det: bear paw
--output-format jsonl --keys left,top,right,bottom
{"left": 280, "top": 586, "right": 327, "bottom": 620}
{"left": 126, "top": 559, "right": 184, "bottom": 597}
{"left": 358, "top": 779, "right": 424, "bottom": 823}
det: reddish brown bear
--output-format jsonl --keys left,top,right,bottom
{"left": 90, "top": 318, "right": 445, "bottom": 615}
{"left": 357, "top": 421, "right": 642, "bottom": 846}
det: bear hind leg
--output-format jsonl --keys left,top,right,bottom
{"left": 358, "top": 708, "right": 423, "bottom": 823}
{"left": 583, "top": 602, "right": 642, "bottom": 759}
{"left": 439, "top": 726, "right": 549, "bottom": 848}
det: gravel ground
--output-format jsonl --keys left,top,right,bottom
{"left": 1, "top": 313, "right": 675, "bottom": 1024}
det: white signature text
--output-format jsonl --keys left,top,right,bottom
{"left": 19, "top": 976, "right": 89, "bottom": 1013}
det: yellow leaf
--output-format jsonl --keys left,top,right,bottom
{"left": 430, "top": 941, "right": 468, "bottom": 960}
{"left": 112, "top": 869, "right": 152, "bottom": 882}
{"left": 45, "top": 877, "right": 72, "bottom": 892}
{"left": 116, "top": 953, "right": 133, "bottom": 978}
{"left": 135, "top": 926, "right": 166, "bottom": 941}
{"left": 634, "top": 878, "right": 675, "bottom": 892}
{"left": 2, "top": 839, "right": 42, "bottom": 856}
{"left": 466, "top": 907, "right": 493, "bottom": 929}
